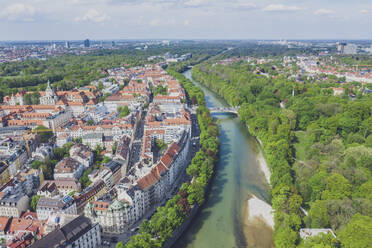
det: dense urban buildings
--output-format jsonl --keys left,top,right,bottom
{"left": 0, "top": 60, "right": 195, "bottom": 246}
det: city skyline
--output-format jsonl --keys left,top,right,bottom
{"left": 1, "top": 0, "right": 372, "bottom": 40}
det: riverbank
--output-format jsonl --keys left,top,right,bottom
{"left": 247, "top": 195, "right": 274, "bottom": 228}
{"left": 243, "top": 143, "right": 274, "bottom": 247}
{"left": 191, "top": 64, "right": 306, "bottom": 247}
{"left": 173, "top": 69, "right": 273, "bottom": 248}
{"left": 188, "top": 69, "right": 275, "bottom": 246}
{"left": 243, "top": 195, "right": 274, "bottom": 248}
{"left": 256, "top": 148, "right": 271, "bottom": 187}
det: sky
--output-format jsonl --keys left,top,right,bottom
{"left": 0, "top": 0, "right": 371, "bottom": 40}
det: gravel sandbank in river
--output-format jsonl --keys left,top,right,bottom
{"left": 243, "top": 195, "right": 274, "bottom": 248}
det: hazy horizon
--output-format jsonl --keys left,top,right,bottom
{"left": 1, "top": 38, "right": 372, "bottom": 42}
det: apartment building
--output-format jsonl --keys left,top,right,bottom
{"left": 0, "top": 193, "right": 29, "bottom": 218}
{"left": 36, "top": 195, "right": 77, "bottom": 220}
{"left": 38, "top": 178, "right": 81, "bottom": 197}
{"left": 30, "top": 215, "right": 101, "bottom": 248}
{"left": 74, "top": 179, "right": 107, "bottom": 214}
{"left": 85, "top": 196, "right": 129, "bottom": 234}
{"left": 54, "top": 157, "right": 84, "bottom": 180}
{"left": 69, "top": 143, "right": 94, "bottom": 168}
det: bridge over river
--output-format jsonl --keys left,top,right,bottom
{"left": 209, "top": 107, "right": 239, "bottom": 115}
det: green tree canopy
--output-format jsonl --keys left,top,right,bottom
{"left": 34, "top": 125, "right": 53, "bottom": 143}
{"left": 338, "top": 214, "right": 372, "bottom": 248}
{"left": 30, "top": 195, "right": 41, "bottom": 212}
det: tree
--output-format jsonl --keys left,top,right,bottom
{"left": 357, "top": 181, "right": 372, "bottom": 201}
{"left": 126, "top": 233, "right": 161, "bottom": 248}
{"left": 30, "top": 195, "right": 41, "bottom": 211}
{"left": 102, "top": 156, "right": 112, "bottom": 164}
{"left": 298, "top": 233, "right": 338, "bottom": 248}
{"left": 307, "top": 200, "right": 329, "bottom": 228}
{"left": 112, "top": 141, "right": 118, "bottom": 154}
{"left": 68, "top": 190, "right": 76, "bottom": 196}
{"left": 338, "top": 214, "right": 372, "bottom": 248}
{"left": 53, "top": 147, "right": 65, "bottom": 160}
{"left": 95, "top": 145, "right": 103, "bottom": 161}
{"left": 117, "top": 105, "right": 130, "bottom": 118}
{"left": 155, "top": 139, "right": 167, "bottom": 151}
{"left": 115, "top": 242, "right": 124, "bottom": 248}
{"left": 86, "top": 120, "right": 95, "bottom": 125}
{"left": 365, "top": 135, "right": 372, "bottom": 148}
{"left": 274, "top": 227, "right": 298, "bottom": 248}
{"left": 154, "top": 85, "right": 168, "bottom": 96}
{"left": 34, "top": 125, "right": 53, "bottom": 143}
{"left": 79, "top": 168, "right": 92, "bottom": 189}
{"left": 321, "top": 173, "right": 352, "bottom": 200}
{"left": 346, "top": 133, "right": 365, "bottom": 145}
{"left": 97, "top": 82, "right": 104, "bottom": 91}
{"left": 309, "top": 171, "right": 327, "bottom": 201}
{"left": 31, "top": 160, "right": 42, "bottom": 169}
{"left": 187, "top": 180, "right": 205, "bottom": 205}
{"left": 41, "top": 163, "right": 53, "bottom": 179}
{"left": 24, "top": 92, "right": 40, "bottom": 105}
{"left": 361, "top": 117, "right": 372, "bottom": 138}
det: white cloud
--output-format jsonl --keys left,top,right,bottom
{"left": 71, "top": 0, "right": 109, "bottom": 5}
{"left": 0, "top": 3, "right": 36, "bottom": 22}
{"left": 149, "top": 18, "right": 176, "bottom": 27}
{"left": 314, "top": 8, "right": 335, "bottom": 15}
{"left": 75, "top": 8, "right": 110, "bottom": 22}
{"left": 233, "top": 2, "right": 257, "bottom": 10}
{"left": 184, "top": 0, "right": 210, "bottom": 7}
{"left": 263, "top": 4, "right": 303, "bottom": 12}
{"left": 360, "top": 9, "right": 368, "bottom": 14}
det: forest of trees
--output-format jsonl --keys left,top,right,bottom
{"left": 192, "top": 61, "right": 372, "bottom": 248}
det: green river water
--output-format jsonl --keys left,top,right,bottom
{"left": 173, "top": 70, "right": 273, "bottom": 248}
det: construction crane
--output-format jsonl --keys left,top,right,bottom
{"left": 24, "top": 128, "right": 54, "bottom": 158}
{"left": 354, "top": 64, "right": 372, "bottom": 71}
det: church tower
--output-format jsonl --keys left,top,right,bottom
{"left": 40, "top": 80, "right": 58, "bottom": 105}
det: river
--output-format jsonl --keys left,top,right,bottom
{"left": 173, "top": 69, "right": 274, "bottom": 248}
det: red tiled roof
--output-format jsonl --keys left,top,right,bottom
{"left": 160, "top": 154, "right": 172, "bottom": 168}
{"left": 137, "top": 172, "right": 159, "bottom": 190}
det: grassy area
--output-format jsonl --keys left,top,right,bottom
{"left": 294, "top": 131, "right": 310, "bottom": 162}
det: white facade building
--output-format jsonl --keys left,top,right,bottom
{"left": 36, "top": 196, "right": 77, "bottom": 220}
{"left": 30, "top": 215, "right": 101, "bottom": 248}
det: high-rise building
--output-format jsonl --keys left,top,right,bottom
{"left": 84, "top": 39, "right": 90, "bottom": 48}
{"left": 337, "top": 42, "right": 346, "bottom": 54}
{"left": 344, "top": 44, "right": 358, "bottom": 55}
{"left": 112, "top": 41, "right": 116, "bottom": 47}
{"left": 368, "top": 45, "right": 372, "bottom": 54}
{"left": 65, "top": 41, "right": 70, "bottom": 48}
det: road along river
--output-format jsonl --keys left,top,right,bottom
{"left": 173, "top": 69, "right": 274, "bottom": 248}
